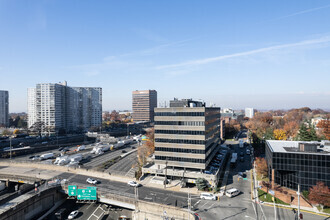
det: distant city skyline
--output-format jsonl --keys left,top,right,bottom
{"left": 1, "top": 1, "right": 330, "bottom": 112}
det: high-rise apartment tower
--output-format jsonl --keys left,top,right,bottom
{"left": 27, "top": 81, "right": 102, "bottom": 133}
{"left": 0, "top": 91, "right": 9, "bottom": 127}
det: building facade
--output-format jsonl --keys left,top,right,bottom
{"left": 132, "top": 90, "right": 157, "bottom": 122}
{"left": 266, "top": 140, "right": 330, "bottom": 191}
{"left": 154, "top": 99, "right": 221, "bottom": 171}
{"left": 0, "top": 90, "right": 9, "bottom": 127}
{"left": 27, "top": 81, "right": 102, "bottom": 133}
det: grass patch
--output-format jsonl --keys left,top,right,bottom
{"left": 258, "top": 189, "right": 289, "bottom": 205}
{"left": 317, "top": 206, "right": 330, "bottom": 214}
{"left": 95, "top": 156, "right": 121, "bottom": 171}
{"left": 256, "top": 174, "right": 269, "bottom": 182}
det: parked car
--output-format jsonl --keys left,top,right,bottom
{"left": 86, "top": 178, "right": 98, "bottom": 185}
{"left": 204, "top": 170, "right": 212, "bottom": 174}
{"left": 128, "top": 181, "right": 141, "bottom": 187}
{"left": 240, "top": 157, "right": 244, "bottom": 162}
{"left": 246, "top": 149, "right": 250, "bottom": 155}
{"left": 225, "top": 188, "right": 240, "bottom": 198}
{"left": 68, "top": 210, "right": 79, "bottom": 219}
{"left": 240, "top": 152, "right": 244, "bottom": 156}
{"left": 200, "top": 193, "right": 217, "bottom": 200}
{"left": 122, "top": 150, "right": 127, "bottom": 153}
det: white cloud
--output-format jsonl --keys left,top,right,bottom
{"left": 156, "top": 36, "right": 330, "bottom": 69}
{"left": 277, "top": 4, "right": 330, "bottom": 20}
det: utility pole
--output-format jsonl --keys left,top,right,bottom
{"left": 10, "top": 136, "right": 12, "bottom": 160}
{"left": 188, "top": 188, "right": 191, "bottom": 220}
{"left": 298, "top": 182, "right": 301, "bottom": 219}
{"left": 273, "top": 191, "right": 277, "bottom": 220}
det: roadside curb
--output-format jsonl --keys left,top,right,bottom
{"left": 261, "top": 202, "right": 330, "bottom": 217}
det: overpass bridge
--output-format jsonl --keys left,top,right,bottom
{"left": 0, "top": 162, "right": 196, "bottom": 220}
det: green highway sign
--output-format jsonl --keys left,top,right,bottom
{"left": 68, "top": 185, "right": 77, "bottom": 196}
{"left": 77, "top": 188, "right": 97, "bottom": 200}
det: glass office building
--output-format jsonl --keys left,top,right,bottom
{"left": 266, "top": 140, "right": 330, "bottom": 191}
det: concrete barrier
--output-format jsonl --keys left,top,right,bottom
{"left": 0, "top": 161, "right": 134, "bottom": 183}
{"left": 136, "top": 200, "right": 195, "bottom": 220}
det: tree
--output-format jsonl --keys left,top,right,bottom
{"left": 196, "top": 178, "right": 208, "bottom": 191}
{"left": 2, "top": 129, "right": 11, "bottom": 136}
{"left": 296, "top": 122, "right": 318, "bottom": 141}
{"left": 308, "top": 181, "right": 330, "bottom": 209}
{"left": 144, "top": 128, "right": 155, "bottom": 155}
{"left": 317, "top": 118, "right": 330, "bottom": 140}
{"left": 110, "top": 110, "right": 120, "bottom": 121}
{"left": 13, "top": 129, "right": 21, "bottom": 135}
{"left": 283, "top": 121, "right": 299, "bottom": 139}
{"left": 255, "top": 157, "right": 268, "bottom": 179}
{"left": 273, "top": 129, "right": 287, "bottom": 140}
{"left": 30, "top": 121, "right": 45, "bottom": 137}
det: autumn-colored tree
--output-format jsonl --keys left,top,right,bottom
{"left": 308, "top": 181, "right": 330, "bottom": 208}
{"left": 273, "top": 129, "right": 287, "bottom": 140}
{"left": 283, "top": 121, "right": 299, "bottom": 139}
{"left": 110, "top": 110, "right": 121, "bottom": 121}
{"left": 255, "top": 157, "right": 268, "bottom": 179}
{"left": 13, "top": 129, "right": 21, "bottom": 135}
{"left": 317, "top": 118, "right": 330, "bottom": 140}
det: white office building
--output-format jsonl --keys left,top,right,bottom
{"left": 245, "top": 108, "right": 254, "bottom": 118}
{"left": 27, "top": 81, "right": 102, "bottom": 133}
{"left": 0, "top": 90, "right": 9, "bottom": 127}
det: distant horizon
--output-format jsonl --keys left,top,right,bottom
{"left": 7, "top": 106, "right": 330, "bottom": 114}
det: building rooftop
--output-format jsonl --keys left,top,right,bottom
{"left": 266, "top": 140, "right": 330, "bottom": 154}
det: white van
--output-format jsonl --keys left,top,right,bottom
{"left": 225, "top": 188, "right": 240, "bottom": 198}
{"left": 200, "top": 193, "right": 217, "bottom": 200}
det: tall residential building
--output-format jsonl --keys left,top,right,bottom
{"left": 0, "top": 90, "right": 9, "bottom": 127}
{"left": 245, "top": 107, "right": 254, "bottom": 118}
{"left": 27, "top": 81, "right": 102, "bottom": 133}
{"left": 154, "top": 99, "right": 221, "bottom": 171}
{"left": 132, "top": 90, "right": 157, "bottom": 122}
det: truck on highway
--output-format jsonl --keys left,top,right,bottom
{"left": 58, "top": 158, "right": 70, "bottom": 166}
{"left": 54, "top": 156, "right": 69, "bottom": 165}
{"left": 76, "top": 145, "right": 86, "bottom": 151}
{"left": 114, "top": 142, "right": 125, "bottom": 149}
{"left": 69, "top": 154, "right": 82, "bottom": 163}
{"left": 91, "top": 145, "right": 111, "bottom": 154}
{"left": 118, "top": 139, "right": 133, "bottom": 145}
{"left": 40, "top": 153, "right": 55, "bottom": 160}
{"left": 239, "top": 140, "right": 244, "bottom": 148}
{"left": 133, "top": 135, "right": 142, "bottom": 142}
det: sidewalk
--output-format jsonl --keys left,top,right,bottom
{"left": 261, "top": 201, "right": 330, "bottom": 217}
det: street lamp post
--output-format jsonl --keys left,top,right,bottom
{"left": 9, "top": 136, "right": 12, "bottom": 160}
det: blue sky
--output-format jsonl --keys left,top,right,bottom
{"left": 0, "top": 0, "right": 330, "bottom": 112}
